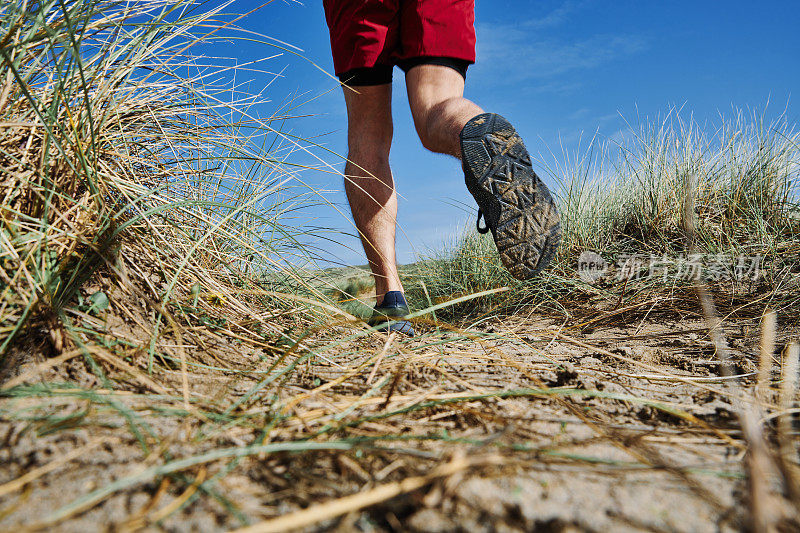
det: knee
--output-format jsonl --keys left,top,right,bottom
{"left": 412, "top": 102, "right": 433, "bottom": 150}
{"left": 417, "top": 123, "right": 438, "bottom": 152}
{"left": 415, "top": 99, "right": 453, "bottom": 152}
{"left": 348, "top": 123, "right": 392, "bottom": 162}
{"left": 347, "top": 144, "right": 391, "bottom": 171}
{"left": 346, "top": 138, "right": 391, "bottom": 182}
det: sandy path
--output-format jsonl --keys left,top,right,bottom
{"left": 0, "top": 312, "right": 787, "bottom": 532}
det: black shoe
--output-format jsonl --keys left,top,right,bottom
{"left": 367, "top": 291, "right": 415, "bottom": 336}
{"left": 460, "top": 113, "right": 561, "bottom": 280}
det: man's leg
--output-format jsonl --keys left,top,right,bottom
{"left": 405, "top": 64, "right": 562, "bottom": 280}
{"left": 405, "top": 64, "right": 483, "bottom": 157}
{"left": 342, "top": 84, "right": 403, "bottom": 303}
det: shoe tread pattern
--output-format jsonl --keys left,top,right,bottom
{"left": 461, "top": 113, "right": 561, "bottom": 279}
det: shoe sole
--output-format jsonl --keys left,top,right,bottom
{"left": 368, "top": 306, "right": 415, "bottom": 336}
{"left": 460, "top": 113, "right": 561, "bottom": 280}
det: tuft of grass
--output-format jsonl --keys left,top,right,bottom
{"left": 0, "top": 0, "right": 334, "bottom": 360}
{"left": 555, "top": 109, "right": 798, "bottom": 259}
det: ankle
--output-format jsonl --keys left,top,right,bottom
{"left": 375, "top": 280, "right": 404, "bottom": 304}
{"left": 376, "top": 290, "right": 407, "bottom": 307}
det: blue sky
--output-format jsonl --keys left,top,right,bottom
{"left": 201, "top": 0, "right": 799, "bottom": 266}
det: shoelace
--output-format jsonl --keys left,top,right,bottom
{"left": 476, "top": 208, "right": 490, "bottom": 234}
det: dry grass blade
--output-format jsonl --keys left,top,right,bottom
{"left": 776, "top": 342, "right": 800, "bottom": 503}
{"left": 0, "top": 437, "right": 110, "bottom": 498}
{"left": 741, "top": 411, "right": 786, "bottom": 533}
{"left": 758, "top": 310, "right": 777, "bottom": 401}
{"left": 366, "top": 331, "right": 396, "bottom": 385}
{"left": 0, "top": 349, "right": 83, "bottom": 390}
{"left": 684, "top": 162, "right": 796, "bottom": 530}
{"left": 145, "top": 467, "right": 207, "bottom": 525}
{"left": 231, "top": 455, "right": 473, "bottom": 533}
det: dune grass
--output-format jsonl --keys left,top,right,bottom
{"left": 407, "top": 109, "right": 800, "bottom": 319}
{"left": 0, "top": 0, "right": 335, "bottom": 356}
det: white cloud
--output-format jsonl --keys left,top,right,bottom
{"left": 520, "top": 0, "right": 584, "bottom": 30}
{"left": 470, "top": 1, "right": 646, "bottom": 90}
{"left": 473, "top": 27, "right": 646, "bottom": 83}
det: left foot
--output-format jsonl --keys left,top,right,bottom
{"left": 367, "top": 291, "right": 416, "bottom": 336}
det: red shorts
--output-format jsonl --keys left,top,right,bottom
{"left": 323, "top": 0, "right": 476, "bottom": 85}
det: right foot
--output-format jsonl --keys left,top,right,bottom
{"left": 460, "top": 113, "right": 561, "bottom": 280}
